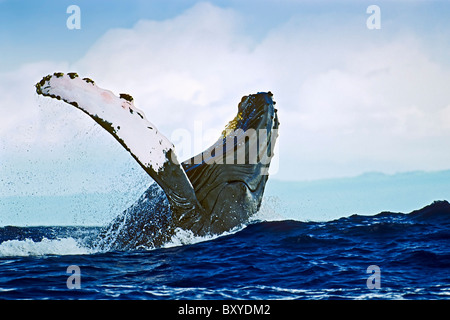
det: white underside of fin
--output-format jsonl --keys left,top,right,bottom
{"left": 37, "top": 74, "right": 174, "bottom": 173}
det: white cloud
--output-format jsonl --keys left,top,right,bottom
{"left": 2, "top": 1, "right": 450, "bottom": 193}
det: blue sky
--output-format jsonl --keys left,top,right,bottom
{"left": 2, "top": 0, "right": 449, "bottom": 71}
{"left": 0, "top": 0, "right": 187, "bottom": 70}
{"left": 2, "top": 0, "right": 450, "bottom": 199}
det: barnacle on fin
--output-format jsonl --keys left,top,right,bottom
{"left": 67, "top": 72, "right": 79, "bottom": 79}
{"left": 120, "top": 93, "right": 134, "bottom": 102}
{"left": 83, "top": 77, "right": 95, "bottom": 85}
{"left": 35, "top": 74, "right": 52, "bottom": 95}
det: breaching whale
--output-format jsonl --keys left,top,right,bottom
{"left": 35, "top": 73, "right": 279, "bottom": 249}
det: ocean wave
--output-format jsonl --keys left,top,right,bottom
{"left": 0, "top": 200, "right": 448, "bottom": 258}
{"left": 0, "top": 201, "right": 449, "bottom": 299}
{"left": 0, "top": 237, "right": 93, "bottom": 257}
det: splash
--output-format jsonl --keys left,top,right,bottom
{"left": 0, "top": 237, "right": 93, "bottom": 257}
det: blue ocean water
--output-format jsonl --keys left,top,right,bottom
{"left": 0, "top": 200, "right": 449, "bottom": 300}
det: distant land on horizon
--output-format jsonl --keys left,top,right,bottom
{"left": 265, "top": 169, "right": 450, "bottom": 222}
{"left": 1, "top": 169, "right": 449, "bottom": 226}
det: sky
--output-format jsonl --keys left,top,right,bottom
{"left": 1, "top": 0, "right": 450, "bottom": 198}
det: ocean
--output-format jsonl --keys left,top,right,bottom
{"left": 0, "top": 199, "right": 449, "bottom": 300}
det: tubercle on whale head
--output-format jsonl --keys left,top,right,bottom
{"left": 239, "top": 92, "right": 278, "bottom": 131}
{"left": 240, "top": 92, "right": 276, "bottom": 118}
{"left": 221, "top": 92, "right": 277, "bottom": 138}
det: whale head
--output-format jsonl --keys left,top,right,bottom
{"left": 182, "top": 92, "right": 279, "bottom": 234}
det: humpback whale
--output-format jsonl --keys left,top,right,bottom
{"left": 35, "top": 73, "right": 279, "bottom": 249}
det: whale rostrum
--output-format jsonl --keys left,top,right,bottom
{"left": 35, "top": 73, "right": 279, "bottom": 249}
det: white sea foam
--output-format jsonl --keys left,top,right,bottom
{"left": 163, "top": 228, "right": 220, "bottom": 249}
{"left": 0, "top": 195, "right": 287, "bottom": 257}
{"left": 163, "top": 225, "right": 244, "bottom": 249}
{"left": 0, "top": 237, "right": 93, "bottom": 257}
{"left": 160, "top": 195, "right": 287, "bottom": 249}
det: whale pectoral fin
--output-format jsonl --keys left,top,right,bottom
{"left": 35, "top": 73, "right": 207, "bottom": 232}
